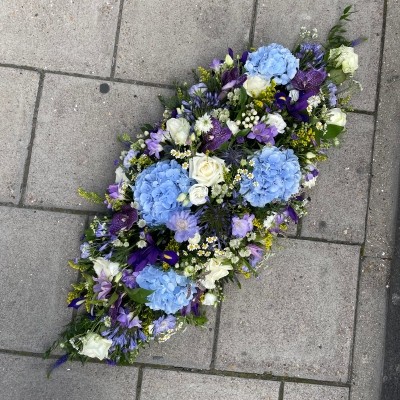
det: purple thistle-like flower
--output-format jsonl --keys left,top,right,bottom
{"left": 166, "top": 210, "right": 199, "bottom": 243}
{"left": 232, "top": 214, "right": 255, "bottom": 238}
{"left": 201, "top": 118, "right": 232, "bottom": 152}
{"left": 247, "top": 123, "right": 278, "bottom": 145}
{"left": 153, "top": 315, "right": 177, "bottom": 336}
{"left": 93, "top": 271, "right": 112, "bottom": 300}
{"left": 117, "top": 308, "right": 142, "bottom": 329}
{"left": 291, "top": 68, "right": 327, "bottom": 91}
{"left": 109, "top": 205, "right": 138, "bottom": 236}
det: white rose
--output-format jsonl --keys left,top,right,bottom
{"left": 200, "top": 258, "right": 233, "bottom": 289}
{"left": 202, "top": 292, "right": 218, "bottom": 306}
{"left": 243, "top": 75, "right": 270, "bottom": 97}
{"left": 327, "top": 108, "right": 347, "bottom": 127}
{"left": 93, "top": 257, "right": 120, "bottom": 280}
{"left": 188, "top": 184, "right": 209, "bottom": 205}
{"left": 189, "top": 153, "right": 226, "bottom": 187}
{"left": 329, "top": 45, "right": 359, "bottom": 74}
{"left": 166, "top": 118, "right": 190, "bottom": 145}
{"left": 226, "top": 119, "right": 239, "bottom": 135}
{"left": 265, "top": 113, "right": 287, "bottom": 133}
{"left": 115, "top": 166, "right": 128, "bottom": 183}
{"left": 79, "top": 332, "right": 112, "bottom": 360}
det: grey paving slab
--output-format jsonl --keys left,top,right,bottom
{"left": 137, "top": 308, "right": 216, "bottom": 369}
{"left": 364, "top": 0, "right": 400, "bottom": 259}
{"left": 25, "top": 75, "right": 171, "bottom": 211}
{"left": 141, "top": 369, "right": 280, "bottom": 400}
{"left": 284, "top": 382, "right": 349, "bottom": 400}
{"left": 0, "top": 1, "right": 120, "bottom": 76}
{"left": 0, "top": 68, "right": 39, "bottom": 204}
{"left": 351, "top": 257, "right": 389, "bottom": 400}
{"left": 115, "top": 0, "right": 253, "bottom": 84}
{"left": 0, "top": 353, "right": 138, "bottom": 400}
{"left": 215, "top": 239, "right": 360, "bottom": 382}
{"left": 0, "top": 207, "right": 84, "bottom": 352}
{"left": 254, "top": 1, "right": 383, "bottom": 112}
{"left": 301, "top": 114, "right": 374, "bottom": 244}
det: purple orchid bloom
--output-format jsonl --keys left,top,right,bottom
{"left": 93, "top": 271, "right": 112, "bottom": 300}
{"left": 291, "top": 68, "right": 327, "bottom": 91}
{"left": 109, "top": 204, "right": 138, "bottom": 236}
{"left": 247, "top": 123, "right": 278, "bottom": 144}
{"left": 201, "top": 118, "right": 232, "bottom": 151}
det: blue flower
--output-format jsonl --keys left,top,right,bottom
{"left": 240, "top": 146, "right": 301, "bottom": 207}
{"left": 166, "top": 210, "right": 199, "bottom": 242}
{"left": 136, "top": 265, "right": 197, "bottom": 314}
{"left": 153, "top": 315, "right": 177, "bottom": 336}
{"left": 123, "top": 149, "right": 138, "bottom": 169}
{"left": 245, "top": 44, "right": 299, "bottom": 85}
{"left": 133, "top": 160, "right": 193, "bottom": 226}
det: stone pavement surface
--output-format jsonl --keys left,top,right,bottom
{"left": 0, "top": 1, "right": 397, "bottom": 399}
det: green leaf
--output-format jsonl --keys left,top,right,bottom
{"left": 324, "top": 124, "right": 344, "bottom": 139}
{"left": 125, "top": 287, "right": 154, "bottom": 304}
{"left": 239, "top": 87, "right": 247, "bottom": 107}
{"left": 77, "top": 188, "right": 104, "bottom": 204}
{"left": 328, "top": 68, "right": 347, "bottom": 85}
{"left": 108, "top": 292, "right": 119, "bottom": 305}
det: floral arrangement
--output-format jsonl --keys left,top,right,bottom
{"left": 46, "top": 7, "right": 362, "bottom": 370}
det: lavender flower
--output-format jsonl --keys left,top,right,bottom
{"left": 247, "top": 243, "right": 265, "bottom": 267}
{"left": 121, "top": 269, "right": 139, "bottom": 289}
{"left": 247, "top": 123, "right": 278, "bottom": 144}
{"left": 232, "top": 214, "right": 255, "bottom": 238}
{"left": 93, "top": 271, "right": 112, "bottom": 300}
{"left": 166, "top": 210, "right": 199, "bottom": 242}
{"left": 116, "top": 308, "right": 142, "bottom": 329}
{"left": 145, "top": 129, "right": 166, "bottom": 159}
{"left": 296, "top": 43, "right": 325, "bottom": 67}
{"left": 123, "top": 149, "right": 138, "bottom": 169}
{"left": 153, "top": 315, "right": 177, "bottom": 336}
{"left": 80, "top": 242, "right": 90, "bottom": 259}
{"left": 327, "top": 82, "right": 338, "bottom": 107}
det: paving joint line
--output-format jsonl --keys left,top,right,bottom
{"left": 278, "top": 381, "right": 284, "bottom": 400}
{"left": 248, "top": 0, "right": 259, "bottom": 48}
{"left": 18, "top": 72, "right": 45, "bottom": 206}
{"left": 110, "top": 0, "right": 125, "bottom": 78}
{"left": 135, "top": 366, "right": 143, "bottom": 400}
{"left": 209, "top": 299, "right": 223, "bottom": 369}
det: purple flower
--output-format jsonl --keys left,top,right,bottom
{"left": 93, "top": 272, "right": 112, "bottom": 300}
{"left": 210, "top": 58, "right": 222, "bottom": 70}
{"left": 247, "top": 123, "right": 278, "bottom": 144}
{"left": 80, "top": 242, "right": 90, "bottom": 258}
{"left": 95, "top": 222, "right": 108, "bottom": 238}
{"left": 247, "top": 243, "right": 264, "bottom": 267}
{"left": 201, "top": 118, "right": 232, "bottom": 151}
{"left": 145, "top": 129, "right": 166, "bottom": 159}
{"left": 189, "top": 83, "right": 208, "bottom": 97}
{"left": 109, "top": 205, "right": 138, "bottom": 236}
{"left": 296, "top": 43, "right": 325, "bottom": 67}
{"left": 327, "top": 82, "right": 337, "bottom": 107}
{"left": 121, "top": 269, "right": 139, "bottom": 289}
{"left": 123, "top": 149, "right": 138, "bottom": 169}
{"left": 153, "top": 315, "right": 177, "bottom": 336}
{"left": 116, "top": 308, "right": 142, "bottom": 329}
{"left": 166, "top": 211, "right": 199, "bottom": 243}
{"left": 220, "top": 67, "right": 247, "bottom": 91}
{"left": 232, "top": 214, "right": 254, "bottom": 238}
{"left": 291, "top": 68, "right": 327, "bottom": 91}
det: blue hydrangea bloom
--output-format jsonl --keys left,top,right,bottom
{"left": 240, "top": 146, "right": 301, "bottom": 207}
{"left": 245, "top": 44, "right": 299, "bottom": 85}
{"left": 136, "top": 265, "right": 197, "bottom": 314}
{"left": 133, "top": 160, "right": 192, "bottom": 226}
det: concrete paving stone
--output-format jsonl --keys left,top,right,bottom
{"left": 0, "top": 353, "right": 138, "bottom": 400}
{"left": 141, "top": 369, "right": 280, "bottom": 400}
{"left": 0, "top": 68, "right": 39, "bottom": 204}
{"left": 364, "top": 0, "right": 400, "bottom": 259}
{"left": 25, "top": 74, "right": 171, "bottom": 211}
{"left": 115, "top": 0, "right": 253, "bottom": 84}
{"left": 0, "top": 1, "right": 120, "bottom": 76}
{"left": 284, "top": 382, "right": 349, "bottom": 400}
{"left": 301, "top": 114, "right": 374, "bottom": 244}
{"left": 350, "top": 257, "right": 389, "bottom": 400}
{"left": 137, "top": 308, "right": 216, "bottom": 369}
{"left": 0, "top": 207, "right": 85, "bottom": 352}
{"left": 215, "top": 238, "right": 360, "bottom": 381}
{"left": 254, "top": 0, "right": 383, "bottom": 112}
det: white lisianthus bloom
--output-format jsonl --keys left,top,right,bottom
{"left": 327, "top": 108, "right": 347, "bottom": 127}
{"left": 226, "top": 119, "right": 239, "bottom": 135}
{"left": 329, "top": 45, "right": 359, "bottom": 74}
{"left": 189, "top": 153, "right": 226, "bottom": 187}
{"left": 79, "top": 332, "right": 112, "bottom": 360}
{"left": 93, "top": 257, "right": 120, "bottom": 280}
{"left": 202, "top": 292, "right": 218, "bottom": 306}
{"left": 243, "top": 75, "right": 270, "bottom": 97}
{"left": 188, "top": 184, "right": 209, "bottom": 205}
{"left": 166, "top": 118, "right": 190, "bottom": 145}
{"left": 115, "top": 166, "right": 129, "bottom": 183}
{"left": 200, "top": 258, "right": 233, "bottom": 289}
{"left": 265, "top": 113, "right": 287, "bottom": 133}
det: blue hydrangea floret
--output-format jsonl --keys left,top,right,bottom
{"left": 240, "top": 146, "right": 301, "bottom": 207}
{"left": 245, "top": 43, "right": 299, "bottom": 85}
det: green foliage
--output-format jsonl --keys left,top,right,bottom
{"left": 125, "top": 287, "right": 154, "bottom": 304}
{"left": 326, "top": 5, "right": 354, "bottom": 49}
{"left": 77, "top": 188, "right": 104, "bottom": 204}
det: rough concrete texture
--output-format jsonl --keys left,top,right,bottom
{"left": 25, "top": 75, "right": 171, "bottom": 211}
{"left": 351, "top": 258, "right": 389, "bottom": 400}
{"left": 364, "top": 0, "right": 400, "bottom": 259}
{"left": 301, "top": 113, "right": 374, "bottom": 244}
{"left": 0, "top": 1, "right": 120, "bottom": 76}
{"left": 0, "top": 68, "right": 39, "bottom": 204}
{"left": 216, "top": 239, "right": 360, "bottom": 382}
{"left": 254, "top": 0, "right": 383, "bottom": 112}
{"left": 115, "top": 0, "right": 253, "bottom": 84}
{"left": 284, "top": 382, "right": 349, "bottom": 400}
{"left": 137, "top": 308, "right": 216, "bottom": 369}
{"left": 0, "top": 207, "right": 84, "bottom": 352}
{"left": 0, "top": 353, "right": 138, "bottom": 400}
{"left": 140, "top": 369, "right": 280, "bottom": 400}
